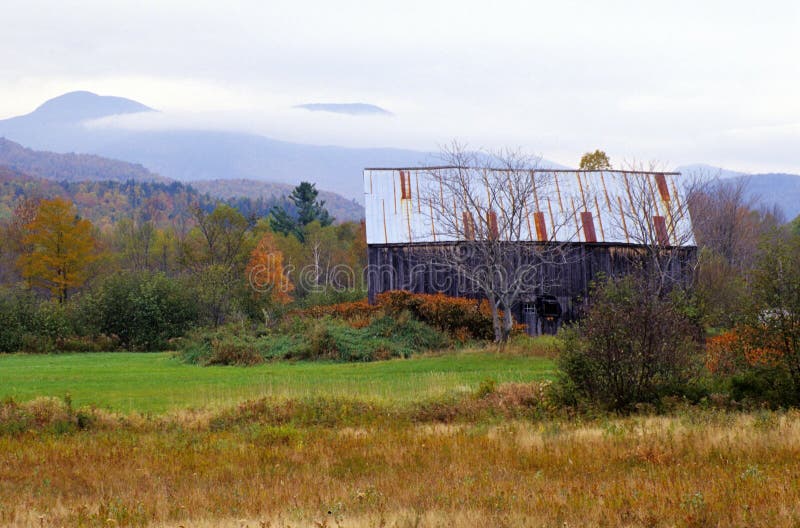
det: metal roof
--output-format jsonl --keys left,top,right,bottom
{"left": 364, "top": 167, "right": 695, "bottom": 246}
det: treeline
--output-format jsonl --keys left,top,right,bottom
{"left": 0, "top": 181, "right": 367, "bottom": 351}
{"left": 0, "top": 175, "right": 290, "bottom": 231}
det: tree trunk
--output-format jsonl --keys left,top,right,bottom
{"left": 488, "top": 293, "right": 502, "bottom": 343}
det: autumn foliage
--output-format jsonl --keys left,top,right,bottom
{"left": 377, "top": 290, "right": 496, "bottom": 340}
{"left": 288, "top": 291, "right": 497, "bottom": 340}
{"left": 246, "top": 231, "right": 293, "bottom": 305}
{"left": 289, "top": 299, "right": 378, "bottom": 328}
{"left": 707, "top": 327, "right": 790, "bottom": 375}
{"left": 18, "top": 198, "right": 98, "bottom": 303}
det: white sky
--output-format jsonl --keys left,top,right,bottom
{"left": 1, "top": 0, "right": 799, "bottom": 173}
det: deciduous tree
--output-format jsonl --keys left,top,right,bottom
{"left": 18, "top": 198, "right": 98, "bottom": 303}
{"left": 247, "top": 231, "right": 294, "bottom": 305}
{"left": 579, "top": 150, "right": 612, "bottom": 170}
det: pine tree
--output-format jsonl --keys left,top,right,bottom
{"left": 269, "top": 182, "right": 333, "bottom": 242}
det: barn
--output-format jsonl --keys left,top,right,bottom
{"left": 363, "top": 166, "right": 697, "bottom": 335}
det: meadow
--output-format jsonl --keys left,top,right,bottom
{"left": 0, "top": 350, "right": 556, "bottom": 413}
{"left": 2, "top": 411, "right": 800, "bottom": 527}
{"left": 3, "top": 350, "right": 800, "bottom": 527}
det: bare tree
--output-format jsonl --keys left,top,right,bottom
{"left": 684, "top": 173, "right": 786, "bottom": 325}
{"left": 418, "top": 142, "right": 576, "bottom": 342}
{"left": 609, "top": 160, "right": 698, "bottom": 295}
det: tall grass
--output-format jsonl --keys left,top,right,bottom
{"left": 2, "top": 409, "right": 800, "bottom": 527}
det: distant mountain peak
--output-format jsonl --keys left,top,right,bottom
{"left": 23, "top": 91, "right": 155, "bottom": 123}
{"left": 294, "top": 103, "right": 392, "bottom": 116}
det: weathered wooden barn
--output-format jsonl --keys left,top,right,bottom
{"left": 364, "top": 166, "right": 697, "bottom": 334}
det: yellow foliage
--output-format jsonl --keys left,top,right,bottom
{"left": 18, "top": 197, "right": 98, "bottom": 302}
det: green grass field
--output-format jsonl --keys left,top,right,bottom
{"left": 0, "top": 351, "right": 555, "bottom": 413}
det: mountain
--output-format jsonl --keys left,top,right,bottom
{"left": 0, "top": 92, "right": 568, "bottom": 201}
{"left": 730, "top": 173, "right": 800, "bottom": 220}
{"left": 0, "top": 92, "right": 434, "bottom": 200}
{"left": 675, "top": 163, "right": 748, "bottom": 180}
{"left": 294, "top": 103, "right": 392, "bottom": 116}
{"left": 0, "top": 137, "right": 166, "bottom": 183}
{"left": 8, "top": 91, "right": 153, "bottom": 124}
{"left": 189, "top": 179, "right": 364, "bottom": 222}
{"left": 676, "top": 163, "right": 800, "bottom": 220}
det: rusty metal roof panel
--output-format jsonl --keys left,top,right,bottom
{"left": 364, "top": 168, "right": 695, "bottom": 246}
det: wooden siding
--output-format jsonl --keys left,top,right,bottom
{"left": 367, "top": 242, "right": 697, "bottom": 334}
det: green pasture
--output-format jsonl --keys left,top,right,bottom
{"left": 0, "top": 351, "right": 556, "bottom": 413}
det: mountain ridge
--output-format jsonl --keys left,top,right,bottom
{"left": 0, "top": 92, "right": 567, "bottom": 201}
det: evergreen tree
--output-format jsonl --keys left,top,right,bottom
{"left": 269, "top": 182, "right": 333, "bottom": 241}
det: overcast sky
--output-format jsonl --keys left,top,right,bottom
{"left": 1, "top": 0, "right": 798, "bottom": 173}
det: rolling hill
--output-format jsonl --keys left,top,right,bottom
{"left": 0, "top": 140, "right": 365, "bottom": 223}
{"left": 677, "top": 163, "right": 800, "bottom": 220}
{"left": 0, "top": 137, "right": 165, "bottom": 183}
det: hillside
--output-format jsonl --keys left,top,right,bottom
{"left": 0, "top": 173, "right": 210, "bottom": 229}
{"left": 677, "top": 163, "right": 800, "bottom": 220}
{"left": 0, "top": 170, "right": 363, "bottom": 231}
{"left": 0, "top": 139, "right": 364, "bottom": 222}
{"left": 0, "top": 137, "right": 165, "bottom": 183}
{"left": 189, "top": 179, "right": 364, "bottom": 222}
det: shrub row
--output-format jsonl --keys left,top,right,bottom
{"left": 179, "top": 314, "right": 449, "bottom": 366}
{"left": 377, "top": 290, "right": 496, "bottom": 340}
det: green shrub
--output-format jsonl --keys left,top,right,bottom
{"left": 0, "top": 288, "right": 79, "bottom": 353}
{"left": 728, "top": 366, "right": 799, "bottom": 408}
{"left": 89, "top": 271, "right": 200, "bottom": 350}
{"left": 205, "top": 336, "right": 265, "bottom": 366}
{"left": 0, "top": 291, "right": 23, "bottom": 352}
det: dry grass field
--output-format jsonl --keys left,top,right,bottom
{"left": 2, "top": 394, "right": 800, "bottom": 527}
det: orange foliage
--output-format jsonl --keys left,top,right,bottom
{"left": 289, "top": 291, "right": 499, "bottom": 340}
{"left": 706, "top": 327, "right": 785, "bottom": 375}
{"left": 246, "top": 231, "right": 294, "bottom": 304}
{"left": 377, "top": 290, "right": 496, "bottom": 340}
{"left": 290, "top": 299, "right": 378, "bottom": 328}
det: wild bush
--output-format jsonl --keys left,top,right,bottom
{"left": 88, "top": 271, "right": 199, "bottom": 350}
{"left": 557, "top": 275, "right": 703, "bottom": 411}
{"left": 377, "top": 290, "right": 495, "bottom": 340}
{"left": 706, "top": 328, "right": 799, "bottom": 407}
{"left": 289, "top": 299, "right": 379, "bottom": 328}
{"left": 704, "top": 235, "right": 800, "bottom": 407}
{"left": 0, "top": 290, "right": 24, "bottom": 352}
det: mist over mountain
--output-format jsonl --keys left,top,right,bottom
{"left": 294, "top": 103, "right": 392, "bottom": 116}
{"left": 0, "top": 92, "right": 571, "bottom": 201}
{"left": 0, "top": 92, "right": 433, "bottom": 200}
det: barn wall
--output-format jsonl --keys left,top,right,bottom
{"left": 367, "top": 242, "right": 697, "bottom": 335}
